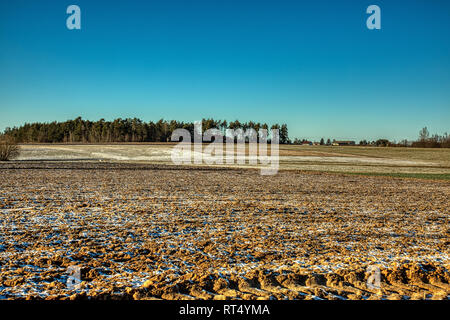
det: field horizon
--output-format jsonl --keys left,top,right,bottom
{"left": 9, "top": 143, "right": 450, "bottom": 180}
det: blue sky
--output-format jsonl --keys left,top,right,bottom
{"left": 1, "top": 0, "right": 449, "bottom": 141}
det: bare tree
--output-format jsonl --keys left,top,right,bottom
{"left": 419, "top": 127, "right": 429, "bottom": 141}
{"left": 0, "top": 137, "right": 20, "bottom": 161}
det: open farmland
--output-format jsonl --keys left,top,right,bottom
{"left": 15, "top": 144, "right": 450, "bottom": 179}
{"left": 0, "top": 156, "right": 449, "bottom": 300}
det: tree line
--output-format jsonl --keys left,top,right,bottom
{"left": 2, "top": 120, "right": 447, "bottom": 148}
{"left": 410, "top": 127, "right": 450, "bottom": 148}
{"left": 355, "top": 127, "right": 449, "bottom": 148}
{"left": 1, "top": 117, "right": 290, "bottom": 144}
{"left": 358, "top": 127, "right": 450, "bottom": 148}
{"left": 291, "top": 127, "right": 449, "bottom": 148}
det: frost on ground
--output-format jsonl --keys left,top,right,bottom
{"left": 16, "top": 144, "right": 450, "bottom": 175}
{"left": 0, "top": 162, "right": 449, "bottom": 300}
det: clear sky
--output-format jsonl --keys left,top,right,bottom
{"left": 1, "top": 0, "right": 449, "bottom": 141}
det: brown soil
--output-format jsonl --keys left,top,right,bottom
{"left": 0, "top": 162, "right": 448, "bottom": 300}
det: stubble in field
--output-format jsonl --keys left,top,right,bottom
{"left": 0, "top": 161, "right": 448, "bottom": 300}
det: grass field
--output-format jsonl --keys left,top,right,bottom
{"left": 16, "top": 144, "right": 450, "bottom": 179}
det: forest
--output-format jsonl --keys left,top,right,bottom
{"left": 0, "top": 117, "right": 290, "bottom": 144}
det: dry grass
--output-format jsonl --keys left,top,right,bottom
{"left": 15, "top": 144, "right": 450, "bottom": 179}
